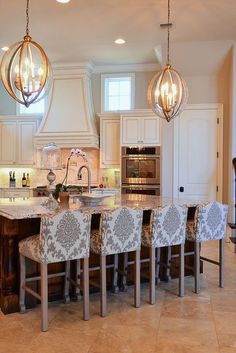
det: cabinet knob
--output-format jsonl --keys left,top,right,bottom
{"left": 179, "top": 186, "right": 184, "bottom": 192}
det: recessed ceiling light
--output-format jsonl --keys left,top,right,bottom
{"left": 1, "top": 46, "right": 9, "bottom": 52}
{"left": 114, "top": 38, "right": 126, "bottom": 45}
{"left": 56, "top": 0, "right": 71, "bottom": 3}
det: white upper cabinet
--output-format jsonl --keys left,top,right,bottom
{"left": 99, "top": 114, "right": 120, "bottom": 168}
{"left": 0, "top": 117, "right": 38, "bottom": 166}
{"left": 18, "top": 121, "right": 37, "bottom": 165}
{"left": 0, "top": 121, "right": 17, "bottom": 165}
{"left": 121, "top": 110, "right": 160, "bottom": 146}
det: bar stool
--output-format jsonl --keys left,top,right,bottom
{"left": 90, "top": 207, "right": 143, "bottom": 317}
{"left": 19, "top": 210, "right": 91, "bottom": 332}
{"left": 142, "top": 204, "right": 188, "bottom": 304}
{"left": 186, "top": 201, "right": 228, "bottom": 293}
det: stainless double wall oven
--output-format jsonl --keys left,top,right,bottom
{"left": 121, "top": 146, "right": 161, "bottom": 196}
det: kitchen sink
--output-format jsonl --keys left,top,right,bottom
{"left": 72, "top": 193, "right": 112, "bottom": 206}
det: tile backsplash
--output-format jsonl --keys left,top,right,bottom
{"left": 0, "top": 148, "right": 120, "bottom": 189}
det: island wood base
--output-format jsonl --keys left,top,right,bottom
{"left": 0, "top": 213, "right": 198, "bottom": 315}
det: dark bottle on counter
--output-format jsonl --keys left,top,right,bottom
{"left": 22, "top": 173, "right": 27, "bottom": 187}
{"left": 9, "top": 171, "right": 13, "bottom": 187}
{"left": 12, "top": 171, "right": 16, "bottom": 187}
{"left": 26, "top": 173, "right": 30, "bottom": 187}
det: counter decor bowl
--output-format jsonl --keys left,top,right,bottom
{"left": 72, "top": 193, "right": 112, "bottom": 206}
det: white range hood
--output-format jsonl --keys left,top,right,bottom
{"left": 34, "top": 63, "right": 99, "bottom": 148}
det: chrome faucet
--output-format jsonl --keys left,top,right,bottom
{"left": 77, "top": 165, "right": 91, "bottom": 193}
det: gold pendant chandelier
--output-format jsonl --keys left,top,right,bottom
{"left": 147, "top": 0, "right": 188, "bottom": 122}
{"left": 0, "top": 0, "right": 51, "bottom": 107}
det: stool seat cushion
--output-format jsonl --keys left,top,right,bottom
{"left": 90, "top": 207, "right": 143, "bottom": 256}
{"left": 141, "top": 224, "right": 152, "bottom": 247}
{"left": 141, "top": 204, "right": 188, "bottom": 248}
{"left": 186, "top": 202, "right": 228, "bottom": 243}
{"left": 90, "top": 229, "right": 101, "bottom": 254}
{"left": 19, "top": 234, "right": 41, "bottom": 262}
{"left": 186, "top": 220, "right": 196, "bottom": 242}
{"left": 19, "top": 210, "right": 91, "bottom": 264}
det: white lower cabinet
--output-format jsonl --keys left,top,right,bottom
{"left": 0, "top": 117, "right": 38, "bottom": 166}
{"left": 99, "top": 114, "right": 120, "bottom": 168}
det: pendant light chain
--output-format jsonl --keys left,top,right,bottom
{"left": 26, "top": 0, "right": 30, "bottom": 36}
{"left": 167, "top": 0, "right": 171, "bottom": 65}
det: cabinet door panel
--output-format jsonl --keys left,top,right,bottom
{"left": 142, "top": 117, "right": 160, "bottom": 145}
{"left": 0, "top": 122, "right": 17, "bottom": 165}
{"left": 18, "top": 122, "right": 36, "bottom": 165}
{"left": 100, "top": 119, "right": 120, "bottom": 168}
{"left": 122, "top": 117, "right": 140, "bottom": 145}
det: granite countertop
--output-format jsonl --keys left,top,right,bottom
{"left": 0, "top": 195, "right": 203, "bottom": 220}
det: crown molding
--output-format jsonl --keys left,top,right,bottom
{"left": 51, "top": 61, "right": 160, "bottom": 75}
{"left": 92, "top": 63, "right": 160, "bottom": 74}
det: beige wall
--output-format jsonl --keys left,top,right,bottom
{"left": 0, "top": 82, "right": 16, "bottom": 115}
{"left": 92, "top": 71, "right": 156, "bottom": 113}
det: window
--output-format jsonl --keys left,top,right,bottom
{"left": 101, "top": 73, "right": 135, "bottom": 112}
{"left": 16, "top": 97, "right": 46, "bottom": 116}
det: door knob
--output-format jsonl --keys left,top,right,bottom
{"left": 179, "top": 186, "right": 184, "bottom": 192}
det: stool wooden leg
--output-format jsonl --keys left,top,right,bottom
{"left": 64, "top": 261, "right": 70, "bottom": 304}
{"left": 135, "top": 250, "right": 140, "bottom": 308}
{"left": 219, "top": 239, "right": 224, "bottom": 288}
{"left": 83, "top": 257, "right": 90, "bottom": 321}
{"left": 156, "top": 248, "right": 161, "bottom": 285}
{"left": 179, "top": 243, "right": 184, "bottom": 297}
{"left": 150, "top": 247, "right": 155, "bottom": 305}
{"left": 75, "top": 259, "right": 82, "bottom": 301}
{"left": 100, "top": 254, "right": 107, "bottom": 317}
{"left": 41, "top": 263, "right": 48, "bottom": 332}
{"left": 165, "top": 246, "right": 171, "bottom": 281}
{"left": 112, "top": 254, "right": 119, "bottom": 293}
{"left": 121, "top": 252, "right": 128, "bottom": 292}
{"left": 194, "top": 242, "right": 200, "bottom": 294}
{"left": 19, "top": 254, "right": 26, "bottom": 313}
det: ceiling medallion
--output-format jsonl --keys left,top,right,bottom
{"left": 0, "top": 0, "right": 51, "bottom": 107}
{"left": 147, "top": 0, "right": 188, "bottom": 122}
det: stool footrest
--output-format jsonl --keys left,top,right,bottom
{"left": 23, "top": 285, "right": 41, "bottom": 301}
{"left": 26, "top": 271, "right": 66, "bottom": 282}
{"left": 200, "top": 256, "right": 220, "bottom": 266}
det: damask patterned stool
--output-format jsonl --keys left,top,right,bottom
{"left": 90, "top": 207, "right": 143, "bottom": 317}
{"left": 19, "top": 210, "right": 91, "bottom": 331}
{"left": 142, "top": 204, "right": 188, "bottom": 304}
{"left": 186, "top": 201, "right": 228, "bottom": 293}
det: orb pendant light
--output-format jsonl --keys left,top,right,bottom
{"left": 0, "top": 0, "right": 51, "bottom": 107}
{"left": 147, "top": 0, "right": 188, "bottom": 122}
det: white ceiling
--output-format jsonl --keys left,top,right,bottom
{"left": 0, "top": 0, "right": 236, "bottom": 72}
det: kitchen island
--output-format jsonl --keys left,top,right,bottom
{"left": 0, "top": 195, "right": 200, "bottom": 314}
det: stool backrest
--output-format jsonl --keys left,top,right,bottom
{"left": 39, "top": 210, "right": 91, "bottom": 263}
{"left": 99, "top": 207, "right": 143, "bottom": 255}
{"left": 193, "top": 202, "right": 228, "bottom": 242}
{"left": 150, "top": 204, "right": 188, "bottom": 247}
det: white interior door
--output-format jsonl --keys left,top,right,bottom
{"left": 175, "top": 107, "right": 221, "bottom": 201}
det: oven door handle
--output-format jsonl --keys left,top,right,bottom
{"left": 122, "top": 156, "right": 160, "bottom": 159}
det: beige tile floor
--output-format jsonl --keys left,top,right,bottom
{"left": 1, "top": 237, "right": 236, "bottom": 353}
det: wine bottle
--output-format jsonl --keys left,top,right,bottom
{"left": 26, "top": 173, "right": 30, "bottom": 187}
{"left": 12, "top": 171, "right": 16, "bottom": 187}
{"left": 9, "top": 171, "right": 12, "bottom": 187}
{"left": 22, "top": 173, "right": 26, "bottom": 187}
